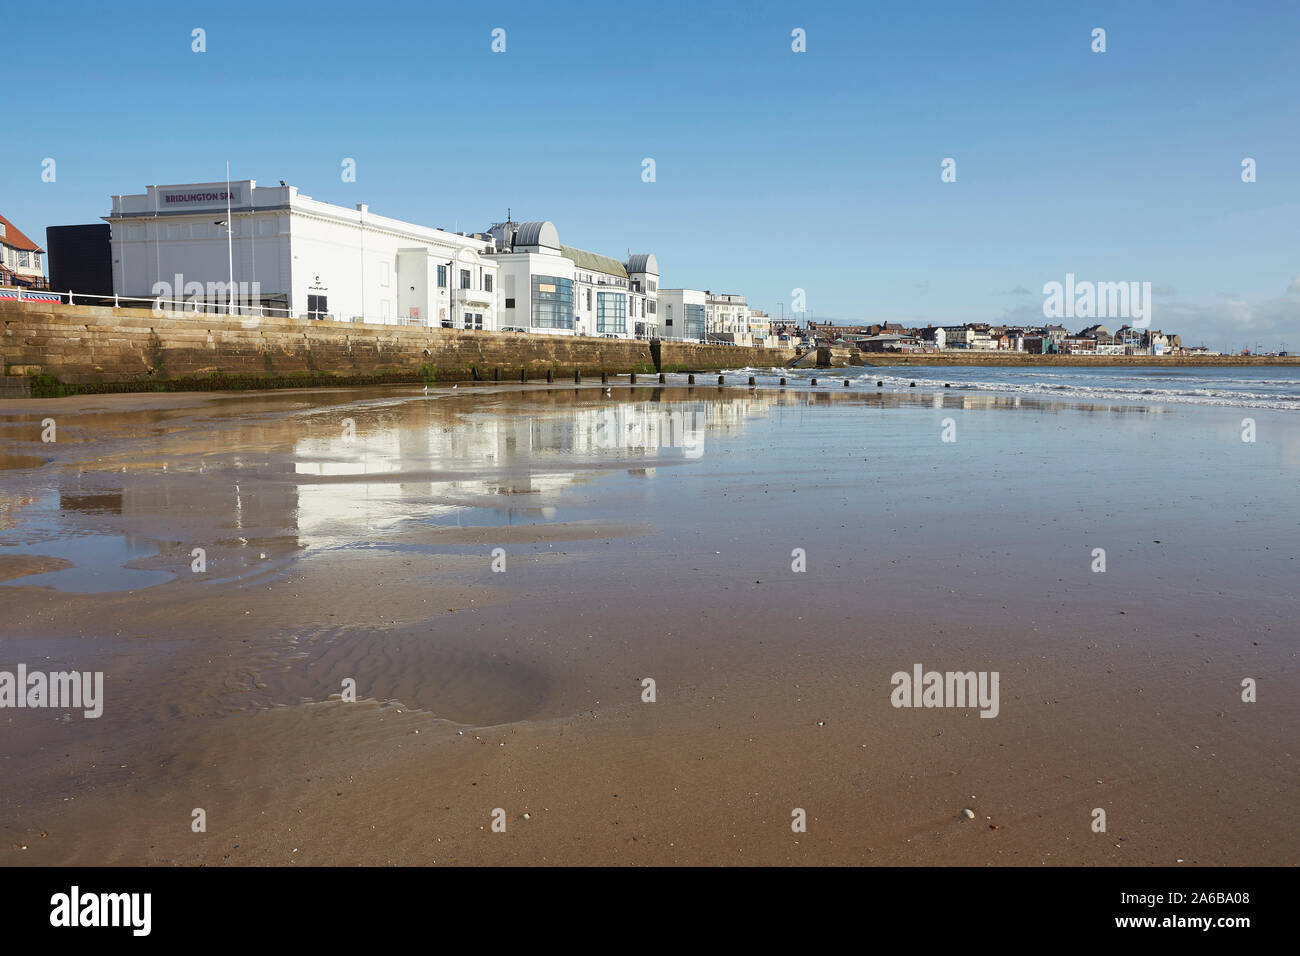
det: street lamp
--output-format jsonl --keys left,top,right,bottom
{"left": 214, "top": 218, "right": 234, "bottom": 315}
{"left": 217, "top": 160, "right": 235, "bottom": 315}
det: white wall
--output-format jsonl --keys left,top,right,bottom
{"left": 108, "top": 180, "right": 495, "bottom": 325}
{"left": 491, "top": 252, "right": 575, "bottom": 333}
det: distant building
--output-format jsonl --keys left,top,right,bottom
{"left": 705, "top": 292, "right": 748, "bottom": 340}
{"left": 943, "top": 325, "right": 974, "bottom": 349}
{"left": 657, "top": 289, "right": 707, "bottom": 341}
{"left": 919, "top": 326, "right": 946, "bottom": 350}
{"left": 0, "top": 212, "right": 47, "bottom": 289}
{"left": 745, "top": 309, "right": 773, "bottom": 346}
{"left": 487, "top": 219, "right": 655, "bottom": 338}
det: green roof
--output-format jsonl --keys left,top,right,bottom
{"left": 560, "top": 245, "right": 627, "bottom": 278}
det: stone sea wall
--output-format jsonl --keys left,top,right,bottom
{"left": 0, "top": 300, "right": 795, "bottom": 397}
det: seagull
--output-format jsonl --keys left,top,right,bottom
{"left": 423, "top": 385, "right": 428, "bottom": 395}
{"left": 452, "top": 384, "right": 458, "bottom": 389}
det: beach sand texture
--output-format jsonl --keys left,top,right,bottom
{"left": 1, "top": 382, "right": 1295, "bottom": 865}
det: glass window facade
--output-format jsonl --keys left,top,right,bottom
{"left": 597, "top": 291, "right": 626, "bottom": 335}
{"left": 531, "top": 275, "right": 574, "bottom": 330}
{"left": 683, "top": 304, "right": 705, "bottom": 340}
{"left": 437, "top": 265, "right": 447, "bottom": 287}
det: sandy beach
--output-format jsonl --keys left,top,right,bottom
{"left": 1, "top": 379, "right": 1296, "bottom": 866}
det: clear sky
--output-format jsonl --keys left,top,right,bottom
{"left": 3, "top": 0, "right": 1297, "bottom": 351}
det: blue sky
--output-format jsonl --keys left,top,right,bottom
{"left": 3, "top": 0, "right": 1297, "bottom": 350}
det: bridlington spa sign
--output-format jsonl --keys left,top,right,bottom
{"left": 161, "top": 189, "right": 241, "bottom": 206}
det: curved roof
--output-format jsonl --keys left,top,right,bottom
{"left": 514, "top": 220, "right": 559, "bottom": 249}
{"left": 561, "top": 245, "right": 627, "bottom": 278}
{"left": 624, "top": 253, "right": 658, "bottom": 275}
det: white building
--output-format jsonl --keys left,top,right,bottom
{"left": 106, "top": 180, "right": 498, "bottom": 328}
{"left": 486, "top": 220, "right": 574, "bottom": 335}
{"left": 0, "top": 212, "right": 46, "bottom": 289}
{"left": 745, "top": 308, "right": 773, "bottom": 346}
{"left": 705, "top": 292, "right": 748, "bottom": 341}
{"left": 625, "top": 254, "right": 660, "bottom": 339}
{"left": 657, "top": 289, "right": 707, "bottom": 341}
{"left": 486, "top": 218, "right": 656, "bottom": 339}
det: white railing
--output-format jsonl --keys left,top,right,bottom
{"left": 0, "top": 288, "right": 748, "bottom": 347}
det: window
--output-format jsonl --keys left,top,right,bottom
{"left": 437, "top": 265, "right": 447, "bottom": 287}
{"left": 647, "top": 301, "right": 656, "bottom": 315}
{"left": 683, "top": 304, "right": 706, "bottom": 340}
{"left": 33, "top": 252, "right": 41, "bottom": 269}
{"left": 505, "top": 297, "right": 516, "bottom": 309}
{"left": 474, "top": 313, "right": 483, "bottom": 329}
{"left": 484, "top": 274, "right": 493, "bottom": 293}
{"left": 307, "top": 294, "right": 328, "bottom": 319}
{"left": 531, "top": 275, "right": 574, "bottom": 330}
{"left": 463, "top": 312, "right": 473, "bottom": 329}
{"left": 585, "top": 289, "right": 592, "bottom": 310}
{"left": 648, "top": 280, "right": 657, "bottom": 292}
{"left": 597, "top": 291, "right": 626, "bottom": 335}
{"left": 18, "top": 251, "right": 30, "bottom": 268}
{"left": 460, "top": 269, "right": 471, "bottom": 290}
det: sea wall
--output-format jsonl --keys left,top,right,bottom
{"left": 0, "top": 300, "right": 795, "bottom": 397}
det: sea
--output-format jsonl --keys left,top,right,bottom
{"left": 722, "top": 364, "right": 1300, "bottom": 411}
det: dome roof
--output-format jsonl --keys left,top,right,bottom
{"left": 514, "top": 220, "right": 559, "bottom": 249}
{"left": 625, "top": 253, "right": 658, "bottom": 275}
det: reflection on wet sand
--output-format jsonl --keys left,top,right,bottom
{"left": 0, "top": 382, "right": 1225, "bottom": 593}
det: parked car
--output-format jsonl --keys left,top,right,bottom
{"left": 499, "top": 326, "right": 528, "bottom": 333}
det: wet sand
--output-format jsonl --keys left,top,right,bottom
{"left": 0, "top": 382, "right": 1296, "bottom": 865}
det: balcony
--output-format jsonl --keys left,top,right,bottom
{"left": 453, "top": 287, "right": 494, "bottom": 308}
